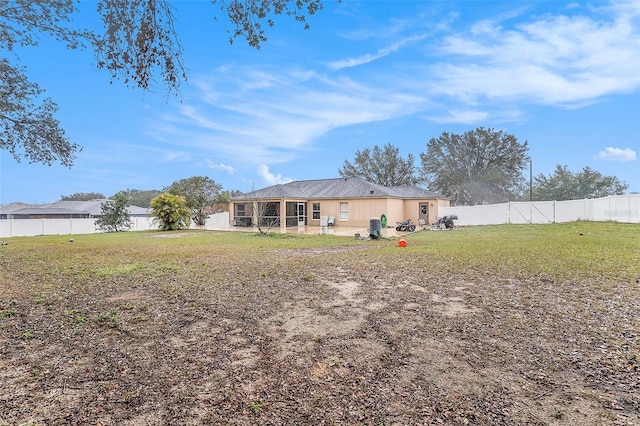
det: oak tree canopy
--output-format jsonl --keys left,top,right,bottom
{"left": 1, "top": 0, "right": 324, "bottom": 166}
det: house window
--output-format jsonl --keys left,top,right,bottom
{"left": 312, "top": 203, "right": 320, "bottom": 220}
{"left": 339, "top": 202, "right": 349, "bottom": 221}
{"left": 236, "top": 203, "right": 246, "bottom": 216}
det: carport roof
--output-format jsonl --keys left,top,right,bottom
{"left": 231, "top": 177, "right": 446, "bottom": 200}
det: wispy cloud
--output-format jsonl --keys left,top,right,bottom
{"left": 160, "top": 151, "right": 191, "bottom": 162}
{"left": 597, "top": 147, "right": 637, "bottom": 162}
{"left": 205, "top": 160, "right": 235, "bottom": 174}
{"left": 257, "top": 164, "right": 293, "bottom": 185}
{"left": 146, "top": 0, "right": 640, "bottom": 183}
{"left": 428, "top": 109, "right": 490, "bottom": 125}
{"left": 328, "top": 34, "right": 428, "bottom": 70}
{"left": 428, "top": 2, "right": 640, "bottom": 107}
{"left": 152, "top": 66, "right": 425, "bottom": 168}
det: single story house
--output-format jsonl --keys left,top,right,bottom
{"left": 0, "top": 200, "right": 149, "bottom": 219}
{"left": 229, "top": 177, "right": 449, "bottom": 232}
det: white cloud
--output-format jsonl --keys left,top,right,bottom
{"left": 428, "top": 3, "right": 640, "bottom": 107}
{"left": 160, "top": 151, "right": 191, "bottom": 162}
{"left": 147, "top": 0, "right": 640, "bottom": 168}
{"left": 205, "top": 160, "right": 235, "bottom": 174}
{"left": 597, "top": 147, "right": 637, "bottom": 162}
{"left": 257, "top": 164, "right": 293, "bottom": 186}
{"left": 328, "top": 34, "right": 428, "bottom": 70}
{"left": 429, "top": 109, "right": 490, "bottom": 124}
{"left": 153, "top": 67, "right": 426, "bottom": 166}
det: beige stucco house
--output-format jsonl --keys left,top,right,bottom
{"left": 229, "top": 177, "right": 449, "bottom": 233}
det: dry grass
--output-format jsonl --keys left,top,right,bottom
{"left": 1, "top": 222, "right": 638, "bottom": 425}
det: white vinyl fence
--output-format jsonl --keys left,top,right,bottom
{"left": 1, "top": 195, "right": 638, "bottom": 237}
{"left": 0, "top": 212, "right": 231, "bottom": 238}
{"left": 439, "top": 194, "right": 640, "bottom": 226}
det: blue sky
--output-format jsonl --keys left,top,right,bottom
{"left": 1, "top": 0, "right": 639, "bottom": 205}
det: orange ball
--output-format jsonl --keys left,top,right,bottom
{"left": 398, "top": 239, "right": 407, "bottom": 247}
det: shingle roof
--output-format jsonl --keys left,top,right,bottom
{"left": 0, "top": 200, "right": 149, "bottom": 216}
{"left": 8, "top": 207, "right": 87, "bottom": 216}
{"left": 0, "top": 203, "right": 34, "bottom": 213}
{"left": 232, "top": 177, "right": 446, "bottom": 200}
{"left": 55, "top": 200, "right": 105, "bottom": 216}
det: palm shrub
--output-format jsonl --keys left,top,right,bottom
{"left": 149, "top": 193, "right": 192, "bottom": 231}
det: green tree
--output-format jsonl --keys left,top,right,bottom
{"left": 1, "top": 59, "right": 80, "bottom": 166}
{"left": 215, "top": 0, "right": 324, "bottom": 48}
{"left": 60, "top": 192, "right": 106, "bottom": 201}
{"left": 2, "top": 0, "right": 325, "bottom": 166}
{"left": 339, "top": 143, "right": 419, "bottom": 186}
{"left": 115, "top": 189, "right": 162, "bottom": 208}
{"left": 420, "top": 128, "right": 529, "bottom": 206}
{"left": 533, "top": 165, "right": 629, "bottom": 201}
{"left": 164, "top": 176, "right": 222, "bottom": 226}
{"left": 213, "top": 189, "right": 242, "bottom": 212}
{"left": 149, "top": 192, "right": 191, "bottom": 231}
{"left": 95, "top": 191, "right": 132, "bottom": 232}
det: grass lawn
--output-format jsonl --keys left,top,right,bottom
{"left": 1, "top": 222, "right": 638, "bottom": 424}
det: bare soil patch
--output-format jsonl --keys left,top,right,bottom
{"left": 0, "top": 232, "right": 638, "bottom": 425}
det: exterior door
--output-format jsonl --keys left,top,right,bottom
{"left": 419, "top": 202, "right": 429, "bottom": 225}
{"left": 297, "top": 202, "right": 306, "bottom": 225}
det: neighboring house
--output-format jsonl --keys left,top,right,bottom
{"left": 229, "top": 177, "right": 449, "bottom": 232}
{"left": 0, "top": 203, "right": 39, "bottom": 219}
{"left": 0, "top": 200, "right": 149, "bottom": 219}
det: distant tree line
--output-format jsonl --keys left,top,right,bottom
{"left": 531, "top": 165, "right": 628, "bottom": 202}
{"left": 339, "top": 127, "right": 629, "bottom": 206}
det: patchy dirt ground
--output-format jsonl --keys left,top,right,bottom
{"left": 1, "top": 239, "right": 638, "bottom": 425}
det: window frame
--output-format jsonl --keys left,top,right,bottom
{"left": 312, "top": 202, "right": 320, "bottom": 220}
{"left": 339, "top": 202, "right": 349, "bottom": 221}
